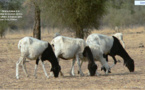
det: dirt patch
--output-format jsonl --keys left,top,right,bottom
{"left": 0, "top": 28, "right": 145, "bottom": 89}
{"left": 0, "top": 58, "right": 6, "bottom": 63}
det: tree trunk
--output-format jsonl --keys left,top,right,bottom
{"left": 33, "top": 3, "right": 41, "bottom": 40}
{"left": 75, "top": 26, "right": 84, "bottom": 39}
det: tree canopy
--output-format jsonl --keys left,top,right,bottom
{"left": 1, "top": 0, "right": 145, "bottom": 38}
{"left": 41, "top": 0, "right": 106, "bottom": 38}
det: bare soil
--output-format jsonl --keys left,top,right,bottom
{"left": 0, "top": 28, "right": 145, "bottom": 89}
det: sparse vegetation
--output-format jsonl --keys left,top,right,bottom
{"left": 102, "top": 0, "right": 145, "bottom": 29}
{"left": 0, "top": 21, "right": 8, "bottom": 38}
{"left": 41, "top": 0, "right": 106, "bottom": 38}
{"left": 1, "top": 0, "right": 145, "bottom": 38}
{"left": 0, "top": 0, "right": 145, "bottom": 89}
{"left": 0, "top": 27, "right": 145, "bottom": 89}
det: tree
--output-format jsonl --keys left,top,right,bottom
{"left": 23, "top": 0, "right": 41, "bottom": 39}
{"left": 33, "top": 2, "right": 41, "bottom": 39}
{"left": 41, "top": 0, "right": 106, "bottom": 38}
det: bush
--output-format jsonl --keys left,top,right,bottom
{"left": 0, "top": 21, "right": 8, "bottom": 38}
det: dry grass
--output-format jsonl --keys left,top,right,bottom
{"left": 0, "top": 27, "right": 145, "bottom": 89}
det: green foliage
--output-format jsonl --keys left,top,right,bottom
{"left": 0, "top": 0, "right": 24, "bottom": 31}
{"left": 7, "top": 0, "right": 22, "bottom": 10}
{"left": 102, "top": 0, "right": 145, "bottom": 29}
{"left": 2, "top": 0, "right": 145, "bottom": 38}
{"left": 0, "top": 0, "right": 22, "bottom": 10}
{"left": 41, "top": 0, "right": 106, "bottom": 38}
{"left": 0, "top": 21, "right": 8, "bottom": 38}
{"left": 0, "top": 5, "right": 7, "bottom": 38}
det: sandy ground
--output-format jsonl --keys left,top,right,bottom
{"left": 0, "top": 27, "right": 145, "bottom": 89}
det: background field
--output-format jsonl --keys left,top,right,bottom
{"left": 0, "top": 27, "right": 145, "bottom": 89}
